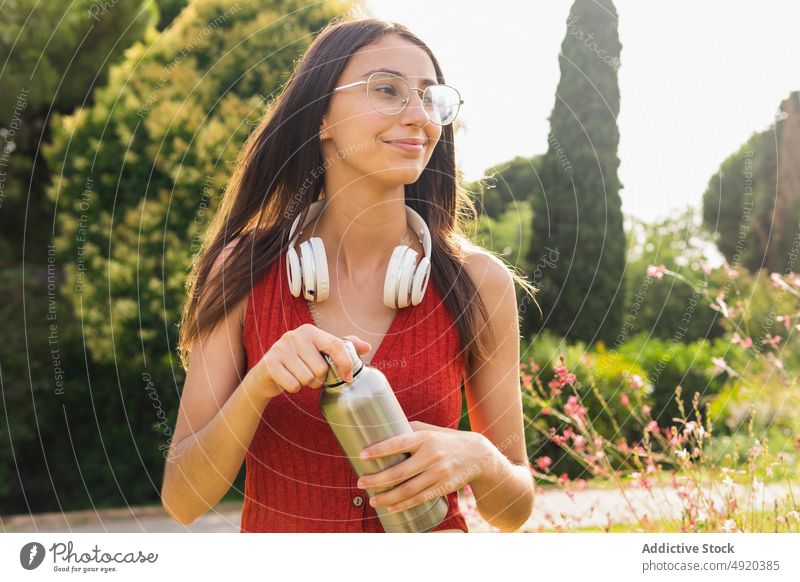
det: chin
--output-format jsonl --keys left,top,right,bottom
{"left": 380, "top": 164, "right": 425, "bottom": 184}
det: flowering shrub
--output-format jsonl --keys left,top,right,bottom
{"left": 518, "top": 263, "right": 799, "bottom": 532}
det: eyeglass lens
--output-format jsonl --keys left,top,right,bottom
{"left": 366, "top": 72, "right": 461, "bottom": 126}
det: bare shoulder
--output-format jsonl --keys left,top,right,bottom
{"left": 207, "top": 237, "right": 249, "bottom": 330}
{"left": 456, "top": 236, "right": 515, "bottom": 303}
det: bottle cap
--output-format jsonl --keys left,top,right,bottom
{"left": 322, "top": 338, "right": 364, "bottom": 387}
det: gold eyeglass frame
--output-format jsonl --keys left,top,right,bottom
{"left": 332, "top": 71, "right": 464, "bottom": 126}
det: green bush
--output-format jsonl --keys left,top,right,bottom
{"left": 521, "top": 331, "right": 651, "bottom": 479}
{"left": 615, "top": 333, "right": 730, "bottom": 430}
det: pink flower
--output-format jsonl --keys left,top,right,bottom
{"left": 564, "top": 395, "right": 588, "bottom": 423}
{"left": 521, "top": 373, "right": 533, "bottom": 386}
{"left": 553, "top": 365, "right": 577, "bottom": 385}
{"left": 642, "top": 404, "right": 651, "bottom": 416}
{"left": 620, "top": 393, "right": 630, "bottom": 407}
{"left": 711, "top": 292, "right": 730, "bottom": 317}
{"left": 731, "top": 333, "right": 752, "bottom": 349}
{"left": 761, "top": 334, "right": 782, "bottom": 348}
{"left": 558, "top": 473, "right": 570, "bottom": 485}
{"left": 722, "top": 519, "right": 739, "bottom": 533}
{"left": 646, "top": 264, "right": 666, "bottom": 279}
{"left": 776, "top": 315, "right": 792, "bottom": 330}
{"left": 547, "top": 380, "right": 563, "bottom": 397}
{"left": 629, "top": 374, "right": 644, "bottom": 390}
{"left": 535, "top": 456, "right": 552, "bottom": 471}
{"left": 646, "top": 420, "right": 659, "bottom": 434}
{"left": 711, "top": 357, "right": 727, "bottom": 374}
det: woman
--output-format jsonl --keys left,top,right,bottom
{"left": 161, "top": 16, "right": 538, "bottom": 533}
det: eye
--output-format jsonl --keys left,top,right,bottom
{"left": 374, "top": 84, "right": 398, "bottom": 96}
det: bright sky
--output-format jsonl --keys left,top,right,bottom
{"left": 363, "top": 0, "right": 800, "bottom": 223}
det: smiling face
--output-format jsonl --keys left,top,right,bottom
{"left": 318, "top": 33, "right": 443, "bottom": 186}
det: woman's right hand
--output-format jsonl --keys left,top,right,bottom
{"left": 253, "top": 324, "right": 371, "bottom": 398}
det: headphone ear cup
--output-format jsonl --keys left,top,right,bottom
{"left": 383, "top": 246, "right": 407, "bottom": 309}
{"left": 309, "top": 237, "right": 329, "bottom": 302}
{"left": 286, "top": 247, "right": 302, "bottom": 298}
{"left": 410, "top": 256, "right": 431, "bottom": 306}
{"left": 299, "top": 239, "right": 317, "bottom": 302}
{"left": 395, "top": 247, "right": 418, "bottom": 309}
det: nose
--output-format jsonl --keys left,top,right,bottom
{"left": 400, "top": 89, "right": 430, "bottom": 126}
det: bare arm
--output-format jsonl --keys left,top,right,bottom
{"left": 161, "top": 244, "right": 275, "bottom": 525}
{"left": 463, "top": 250, "right": 535, "bottom": 532}
{"left": 161, "top": 353, "right": 274, "bottom": 524}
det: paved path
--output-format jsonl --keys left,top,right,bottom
{"left": 2, "top": 483, "right": 790, "bottom": 533}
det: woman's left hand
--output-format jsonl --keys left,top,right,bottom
{"left": 356, "top": 420, "right": 494, "bottom": 513}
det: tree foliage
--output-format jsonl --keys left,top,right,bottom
{"left": 12, "top": 0, "right": 354, "bottom": 514}
{"left": 702, "top": 91, "right": 800, "bottom": 274}
{"left": 523, "top": 0, "right": 626, "bottom": 345}
{"left": 0, "top": 0, "right": 157, "bottom": 264}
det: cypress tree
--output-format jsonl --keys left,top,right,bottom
{"left": 522, "top": 0, "right": 626, "bottom": 344}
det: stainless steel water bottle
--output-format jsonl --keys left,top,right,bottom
{"left": 319, "top": 338, "right": 448, "bottom": 533}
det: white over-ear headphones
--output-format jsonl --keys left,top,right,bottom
{"left": 286, "top": 200, "right": 432, "bottom": 309}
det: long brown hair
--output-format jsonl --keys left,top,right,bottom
{"left": 177, "top": 15, "right": 538, "bottom": 375}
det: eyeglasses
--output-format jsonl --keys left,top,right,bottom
{"left": 332, "top": 71, "right": 463, "bottom": 127}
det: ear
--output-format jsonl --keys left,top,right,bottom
{"left": 319, "top": 115, "right": 330, "bottom": 140}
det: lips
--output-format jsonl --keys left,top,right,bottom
{"left": 383, "top": 138, "right": 426, "bottom": 153}
{"left": 385, "top": 138, "right": 426, "bottom": 146}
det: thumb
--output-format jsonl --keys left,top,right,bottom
{"left": 410, "top": 420, "right": 447, "bottom": 432}
{"left": 343, "top": 335, "right": 372, "bottom": 355}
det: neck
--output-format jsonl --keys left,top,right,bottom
{"left": 311, "top": 178, "right": 412, "bottom": 282}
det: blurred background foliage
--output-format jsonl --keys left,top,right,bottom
{"left": 0, "top": 0, "right": 798, "bottom": 514}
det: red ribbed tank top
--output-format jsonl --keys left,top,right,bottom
{"left": 240, "top": 247, "right": 469, "bottom": 532}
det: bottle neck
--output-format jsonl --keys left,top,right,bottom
{"left": 323, "top": 361, "right": 364, "bottom": 390}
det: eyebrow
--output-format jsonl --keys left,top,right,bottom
{"left": 360, "top": 68, "right": 438, "bottom": 87}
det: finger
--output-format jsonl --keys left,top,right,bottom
{"left": 358, "top": 449, "right": 428, "bottom": 491}
{"left": 369, "top": 469, "right": 443, "bottom": 512}
{"left": 387, "top": 478, "right": 457, "bottom": 513}
{"left": 410, "top": 420, "right": 447, "bottom": 432}
{"left": 360, "top": 431, "right": 422, "bottom": 462}
{"left": 343, "top": 334, "right": 372, "bottom": 355}
{"left": 282, "top": 356, "right": 319, "bottom": 391}
{"left": 268, "top": 362, "right": 301, "bottom": 393}
{"left": 296, "top": 346, "right": 330, "bottom": 388}
{"left": 313, "top": 333, "right": 354, "bottom": 380}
